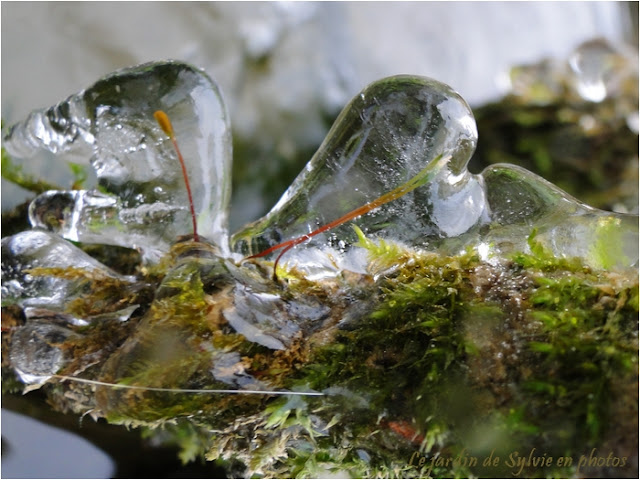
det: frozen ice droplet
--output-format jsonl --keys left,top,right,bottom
{"left": 232, "top": 75, "right": 485, "bottom": 275}
{"left": 10, "top": 321, "right": 80, "bottom": 385}
{"left": 232, "top": 74, "right": 637, "bottom": 275}
{"left": 481, "top": 165, "right": 638, "bottom": 270}
{"left": 1, "top": 229, "right": 133, "bottom": 309}
{"left": 3, "top": 61, "right": 233, "bottom": 262}
{"left": 568, "top": 39, "right": 621, "bottom": 103}
{"left": 223, "top": 283, "right": 329, "bottom": 350}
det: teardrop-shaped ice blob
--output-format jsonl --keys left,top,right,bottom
{"left": 10, "top": 320, "right": 80, "bottom": 385}
{"left": 232, "top": 75, "right": 484, "bottom": 275}
{"left": 479, "top": 164, "right": 638, "bottom": 270}
{"left": 232, "top": 74, "right": 637, "bottom": 275}
{"left": 3, "top": 61, "right": 233, "bottom": 261}
{"left": 1, "top": 229, "right": 133, "bottom": 309}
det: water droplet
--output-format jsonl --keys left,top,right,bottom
{"left": 568, "top": 39, "right": 617, "bottom": 103}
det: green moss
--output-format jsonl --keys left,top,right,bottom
{"left": 589, "top": 217, "right": 632, "bottom": 269}
{"left": 26, "top": 266, "right": 148, "bottom": 318}
{"left": 142, "top": 420, "right": 211, "bottom": 465}
{"left": 3, "top": 63, "right": 637, "bottom": 477}
{"left": 353, "top": 224, "right": 413, "bottom": 273}
{"left": 68, "top": 162, "right": 88, "bottom": 189}
{"left": 267, "top": 232, "right": 638, "bottom": 478}
{"left": 512, "top": 228, "right": 587, "bottom": 272}
{"left": 521, "top": 275, "right": 638, "bottom": 446}
{"left": 3, "top": 226, "right": 637, "bottom": 478}
{"left": 1, "top": 367, "right": 24, "bottom": 394}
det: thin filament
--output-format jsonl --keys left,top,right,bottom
{"left": 154, "top": 110, "right": 200, "bottom": 243}
{"left": 248, "top": 154, "right": 447, "bottom": 276}
{"left": 52, "top": 375, "right": 324, "bottom": 396}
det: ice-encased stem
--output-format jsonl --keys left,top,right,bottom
{"left": 3, "top": 61, "right": 233, "bottom": 262}
{"left": 154, "top": 110, "right": 200, "bottom": 243}
{"left": 233, "top": 75, "right": 481, "bottom": 263}
{"left": 248, "top": 154, "right": 449, "bottom": 276}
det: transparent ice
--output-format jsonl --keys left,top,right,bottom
{"left": 2, "top": 62, "right": 637, "bottom": 392}
{"left": 210, "top": 350, "right": 268, "bottom": 390}
{"left": 3, "top": 61, "right": 233, "bottom": 262}
{"left": 232, "top": 74, "right": 638, "bottom": 275}
{"left": 2, "top": 230, "right": 139, "bottom": 385}
{"left": 232, "top": 76, "right": 483, "bottom": 274}
{"left": 10, "top": 320, "right": 80, "bottom": 385}
{"left": 1, "top": 229, "right": 134, "bottom": 310}
{"left": 224, "top": 282, "right": 331, "bottom": 350}
{"left": 8, "top": 304, "right": 138, "bottom": 386}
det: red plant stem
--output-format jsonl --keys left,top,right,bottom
{"left": 154, "top": 110, "right": 200, "bottom": 243}
{"left": 248, "top": 154, "right": 446, "bottom": 276}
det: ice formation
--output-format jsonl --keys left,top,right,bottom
{"left": 3, "top": 61, "right": 232, "bottom": 262}
{"left": 232, "top": 74, "right": 638, "bottom": 275}
{"left": 1, "top": 61, "right": 637, "bottom": 393}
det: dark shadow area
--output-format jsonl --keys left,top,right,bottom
{"left": 2, "top": 393, "right": 228, "bottom": 478}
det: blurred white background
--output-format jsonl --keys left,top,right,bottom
{"left": 1, "top": 2, "right": 630, "bottom": 139}
{"left": 2, "top": 2, "right": 633, "bottom": 225}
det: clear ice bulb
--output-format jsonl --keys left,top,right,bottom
{"left": 232, "top": 74, "right": 637, "bottom": 275}
{"left": 3, "top": 61, "right": 233, "bottom": 262}
{"left": 232, "top": 75, "right": 484, "bottom": 275}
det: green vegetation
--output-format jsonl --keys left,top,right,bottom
{"left": 2, "top": 222, "right": 637, "bottom": 477}
{"left": 261, "top": 231, "right": 637, "bottom": 478}
{"left": 2, "top": 92, "right": 637, "bottom": 476}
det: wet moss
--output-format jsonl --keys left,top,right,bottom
{"left": 2, "top": 226, "right": 637, "bottom": 478}
{"left": 259, "top": 233, "right": 638, "bottom": 478}
{"left": 2, "top": 55, "right": 637, "bottom": 477}
{"left": 26, "top": 266, "right": 150, "bottom": 318}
